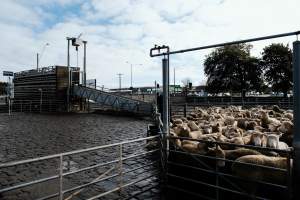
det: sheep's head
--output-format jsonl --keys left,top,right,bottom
{"left": 266, "top": 134, "right": 281, "bottom": 149}
{"left": 251, "top": 131, "right": 265, "bottom": 146}
{"left": 225, "top": 126, "right": 242, "bottom": 139}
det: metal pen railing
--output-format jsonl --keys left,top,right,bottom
{"left": 170, "top": 102, "right": 294, "bottom": 117}
{"left": 165, "top": 135, "right": 293, "bottom": 200}
{"left": 0, "top": 135, "right": 160, "bottom": 200}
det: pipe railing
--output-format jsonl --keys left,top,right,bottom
{"left": 0, "top": 135, "right": 160, "bottom": 200}
{"left": 166, "top": 135, "right": 293, "bottom": 200}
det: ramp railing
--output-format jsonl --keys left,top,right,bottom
{"left": 73, "top": 85, "right": 153, "bottom": 115}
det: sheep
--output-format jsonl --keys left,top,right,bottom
{"left": 249, "top": 131, "right": 267, "bottom": 147}
{"left": 173, "top": 118, "right": 183, "bottom": 125}
{"left": 174, "top": 125, "right": 190, "bottom": 137}
{"left": 284, "top": 113, "right": 293, "bottom": 120}
{"left": 181, "top": 140, "right": 207, "bottom": 154}
{"left": 266, "top": 134, "right": 289, "bottom": 150}
{"left": 201, "top": 124, "right": 212, "bottom": 134}
{"left": 187, "top": 121, "right": 200, "bottom": 131}
{"left": 232, "top": 155, "right": 289, "bottom": 184}
{"left": 261, "top": 111, "right": 281, "bottom": 128}
{"left": 227, "top": 137, "right": 245, "bottom": 146}
{"left": 278, "top": 121, "right": 293, "bottom": 135}
{"left": 211, "top": 122, "right": 223, "bottom": 133}
{"left": 170, "top": 131, "right": 181, "bottom": 148}
{"left": 224, "top": 126, "right": 243, "bottom": 139}
{"left": 237, "top": 118, "right": 249, "bottom": 130}
{"left": 246, "top": 121, "right": 257, "bottom": 130}
{"left": 224, "top": 116, "right": 236, "bottom": 126}
{"left": 189, "top": 130, "right": 203, "bottom": 139}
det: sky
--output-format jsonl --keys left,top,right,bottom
{"left": 0, "top": 0, "right": 299, "bottom": 88}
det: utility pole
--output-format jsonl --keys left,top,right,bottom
{"left": 117, "top": 73, "right": 123, "bottom": 92}
{"left": 36, "top": 53, "right": 39, "bottom": 70}
{"left": 173, "top": 67, "right": 176, "bottom": 94}
{"left": 126, "top": 62, "right": 142, "bottom": 89}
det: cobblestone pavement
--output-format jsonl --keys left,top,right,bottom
{"left": 0, "top": 113, "right": 161, "bottom": 200}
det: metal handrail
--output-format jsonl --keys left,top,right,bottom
{"left": 0, "top": 135, "right": 160, "bottom": 200}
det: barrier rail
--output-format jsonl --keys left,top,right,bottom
{"left": 165, "top": 136, "right": 293, "bottom": 200}
{"left": 0, "top": 135, "right": 160, "bottom": 200}
{"left": 170, "top": 103, "right": 293, "bottom": 118}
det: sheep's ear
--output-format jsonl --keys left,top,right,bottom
{"left": 217, "top": 145, "right": 222, "bottom": 151}
{"left": 278, "top": 133, "right": 283, "bottom": 138}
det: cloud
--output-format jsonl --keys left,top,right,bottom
{"left": 0, "top": 0, "right": 300, "bottom": 88}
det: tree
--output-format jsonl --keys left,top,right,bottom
{"left": 204, "top": 44, "right": 264, "bottom": 97}
{"left": 261, "top": 43, "right": 292, "bottom": 97}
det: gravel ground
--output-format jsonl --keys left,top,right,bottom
{"left": 0, "top": 113, "right": 161, "bottom": 200}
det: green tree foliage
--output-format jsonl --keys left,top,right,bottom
{"left": 261, "top": 43, "right": 292, "bottom": 97}
{"left": 204, "top": 44, "right": 264, "bottom": 97}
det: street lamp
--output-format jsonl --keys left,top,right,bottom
{"left": 38, "top": 88, "right": 42, "bottom": 113}
{"left": 37, "top": 43, "right": 50, "bottom": 70}
{"left": 126, "top": 61, "right": 142, "bottom": 89}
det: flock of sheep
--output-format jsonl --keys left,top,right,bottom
{"left": 170, "top": 105, "right": 293, "bottom": 185}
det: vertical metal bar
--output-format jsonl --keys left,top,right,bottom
{"left": 37, "top": 53, "right": 39, "bottom": 70}
{"left": 162, "top": 58, "right": 169, "bottom": 135}
{"left": 59, "top": 155, "right": 63, "bottom": 200}
{"left": 8, "top": 98, "right": 11, "bottom": 116}
{"left": 162, "top": 57, "right": 169, "bottom": 191}
{"left": 83, "top": 41, "right": 87, "bottom": 86}
{"left": 293, "top": 40, "right": 300, "bottom": 199}
{"left": 184, "top": 103, "right": 187, "bottom": 117}
{"left": 287, "top": 153, "right": 292, "bottom": 200}
{"left": 67, "top": 38, "right": 70, "bottom": 112}
{"left": 119, "top": 144, "right": 123, "bottom": 193}
{"left": 215, "top": 145, "right": 219, "bottom": 200}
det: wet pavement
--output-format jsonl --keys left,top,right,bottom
{"left": 0, "top": 113, "right": 161, "bottom": 200}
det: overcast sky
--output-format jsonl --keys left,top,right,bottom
{"left": 0, "top": 0, "right": 299, "bottom": 88}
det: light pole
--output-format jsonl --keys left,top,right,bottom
{"left": 37, "top": 43, "right": 50, "bottom": 70}
{"left": 38, "top": 88, "right": 42, "bottom": 113}
{"left": 173, "top": 67, "right": 176, "bottom": 94}
{"left": 126, "top": 62, "right": 142, "bottom": 89}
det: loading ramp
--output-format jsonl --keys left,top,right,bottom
{"left": 72, "top": 85, "right": 153, "bottom": 115}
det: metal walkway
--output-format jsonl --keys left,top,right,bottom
{"left": 72, "top": 85, "right": 153, "bottom": 115}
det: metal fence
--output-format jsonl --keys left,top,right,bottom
{"left": 164, "top": 136, "right": 293, "bottom": 200}
{"left": 0, "top": 135, "right": 160, "bottom": 200}
{"left": 170, "top": 103, "right": 293, "bottom": 118}
{"left": 0, "top": 99, "right": 67, "bottom": 113}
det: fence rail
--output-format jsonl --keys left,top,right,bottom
{"left": 0, "top": 135, "right": 160, "bottom": 200}
{"left": 165, "top": 135, "right": 293, "bottom": 200}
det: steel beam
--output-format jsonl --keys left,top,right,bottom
{"left": 151, "top": 31, "right": 300, "bottom": 57}
{"left": 293, "top": 41, "right": 300, "bottom": 198}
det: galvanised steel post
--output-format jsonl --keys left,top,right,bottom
{"left": 67, "top": 38, "right": 71, "bottom": 112}
{"left": 293, "top": 40, "right": 300, "bottom": 198}
{"left": 162, "top": 58, "right": 169, "bottom": 136}
{"left": 83, "top": 41, "right": 87, "bottom": 86}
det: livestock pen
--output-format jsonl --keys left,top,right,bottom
{"left": 150, "top": 31, "right": 300, "bottom": 200}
